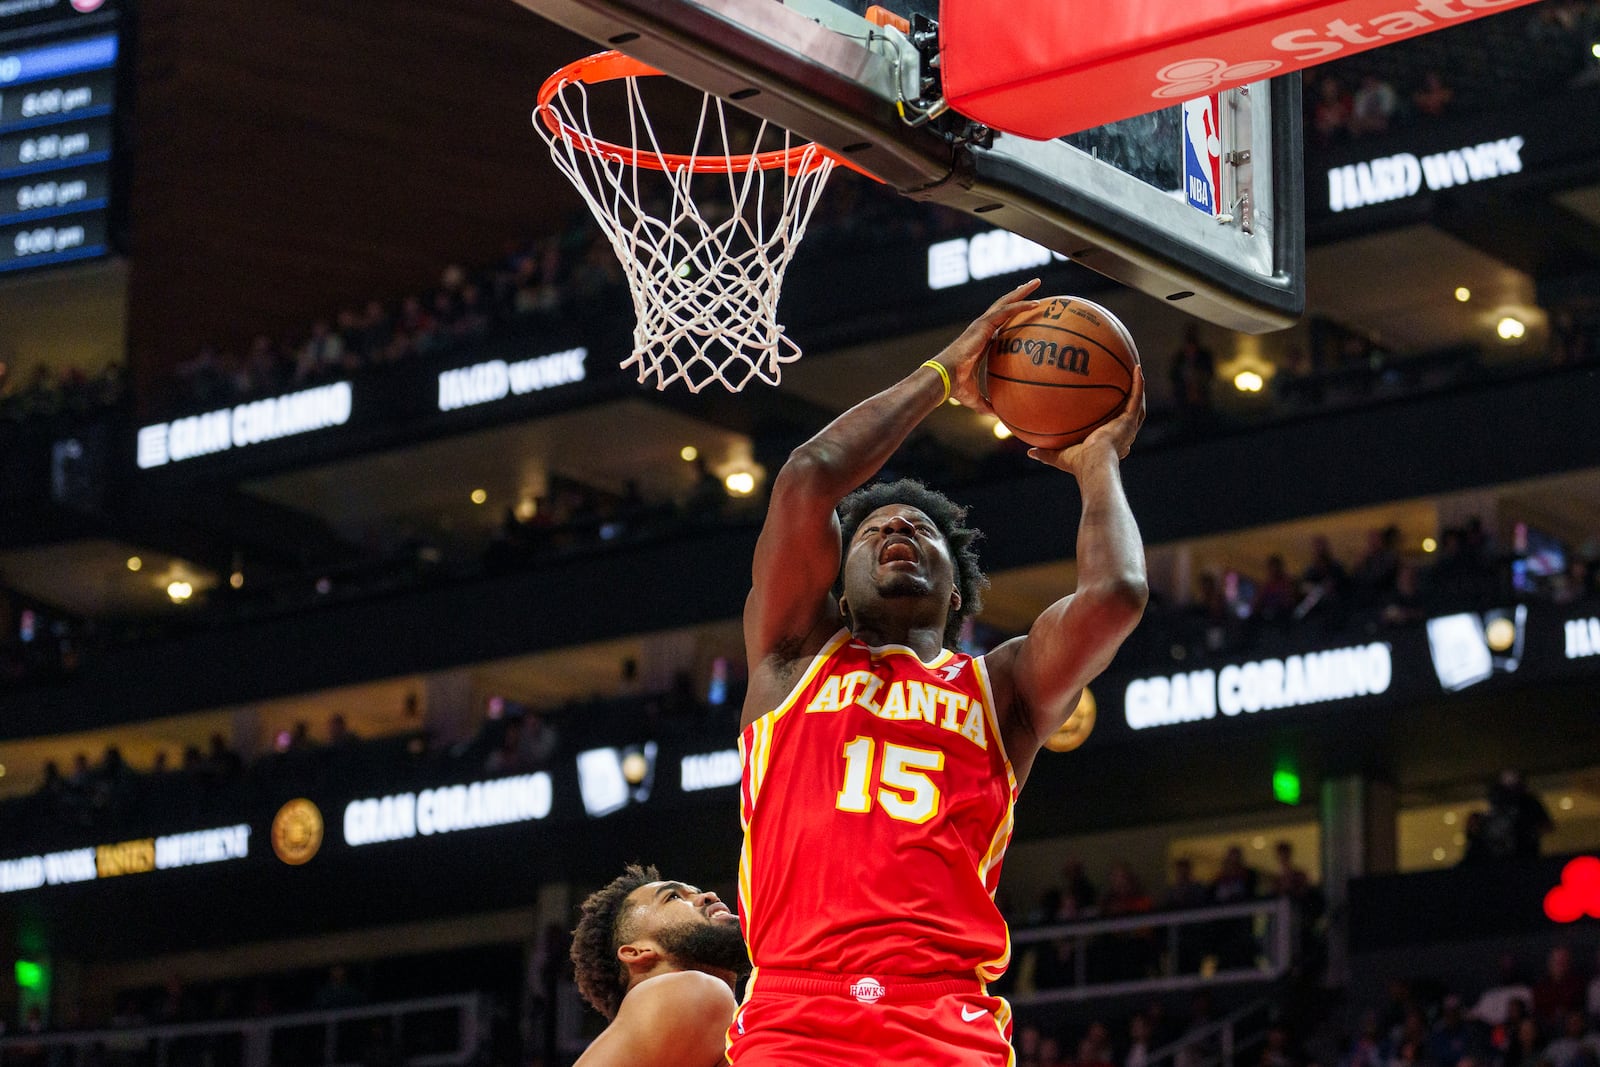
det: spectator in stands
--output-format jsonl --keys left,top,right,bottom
{"left": 1349, "top": 74, "right": 1399, "bottom": 136}
{"left": 1411, "top": 70, "right": 1455, "bottom": 119}
{"left": 1533, "top": 946, "right": 1587, "bottom": 1029}
{"left": 1340, "top": 1011, "right": 1385, "bottom": 1067}
{"left": 1209, "top": 845, "right": 1261, "bottom": 969}
{"left": 1504, "top": 1011, "right": 1543, "bottom": 1067}
{"left": 1163, "top": 856, "right": 1211, "bottom": 974}
{"left": 1268, "top": 841, "right": 1309, "bottom": 897}
{"left": 1310, "top": 75, "right": 1354, "bottom": 145}
{"left": 327, "top": 714, "right": 359, "bottom": 748}
{"left": 1480, "top": 770, "right": 1553, "bottom": 860}
{"left": 1126, "top": 1012, "right": 1156, "bottom": 1067}
{"left": 1298, "top": 536, "right": 1349, "bottom": 622}
{"left": 1354, "top": 526, "right": 1403, "bottom": 607}
{"left": 1472, "top": 954, "right": 1534, "bottom": 1028}
{"left": 1185, "top": 572, "right": 1237, "bottom": 656}
{"left": 1428, "top": 995, "right": 1480, "bottom": 1067}
{"left": 1078, "top": 1022, "right": 1116, "bottom": 1067}
{"left": 1016, "top": 1025, "right": 1043, "bottom": 1067}
{"left": 1588, "top": 945, "right": 1600, "bottom": 1020}
{"left": 202, "top": 733, "right": 243, "bottom": 780}
{"left": 1039, "top": 1035, "right": 1068, "bottom": 1067}
{"left": 1541, "top": 1010, "right": 1598, "bottom": 1067}
{"left": 1097, "top": 862, "right": 1157, "bottom": 980}
{"left": 1252, "top": 555, "right": 1299, "bottom": 629}
{"left": 1259, "top": 1026, "right": 1298, "bottom": 1067}
{"left": 1061, "top": 857, "right": 1100, "bottom": 918}
{"left": 1380, "top": 563, "right": 1428, "bottom": 628}
{"left": 1162, "top": 857, "right": 1210, "bottom": 911}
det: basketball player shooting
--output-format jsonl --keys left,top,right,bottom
{"left": 730, "top": 279, "right": 1147, "bottom": 1065}
{"left": 570, "top": 864, "right": 751, "bottom": 1067}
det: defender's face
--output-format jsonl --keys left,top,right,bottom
{"left": 624, "top": 880, "right": 737, "bottom": 942}
{"left": 841, "top": 503, "right": 956, "bottom": 606}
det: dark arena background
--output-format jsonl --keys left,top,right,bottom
{"left": 2, "top": 0, "right": 1600, "bottom": 1063}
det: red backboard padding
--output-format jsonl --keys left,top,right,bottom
{"left": 940, "top": 0, "right": 1543, "bottom": 139}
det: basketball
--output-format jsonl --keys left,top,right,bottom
{"left": 981, "top": 296, "right": 1140, "bottom": 449}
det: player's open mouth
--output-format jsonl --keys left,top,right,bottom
{"left": 879, "top": 539, "right": 918, "bottom": 566}
{"left": 704, "top": 902, "right": 733, "bottom": 920}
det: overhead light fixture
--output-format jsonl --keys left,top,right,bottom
{"left": 680, "top": 445, "right": 699, "bottom": 462}
{"left": 1443, "top": 810, "right": 1456, "bottom": 825}
{"left": 1592, "top": 42, "right": 1600, "bottom": 58}
{"left": 1496, "top": 316, "right": 1525, "bottom": 341}
{"left": 229, "top": 570, "right": 244, "bottom": 590}
{"left": 724, "top": 470, "right": 756, "bottom": 496}
{"left": 1561, "top": 795, "right": 1574, "bottom": 811}
{"left": 1432, "top": 847, "right": 1447, "bottom": 862}
{"left": 515, "top": 496, "right": 537, "bottom": 521}
{"left": 1233, "top": 370, "right": 1264, "bottom": 393}
{"left": 1454, "top": 287, "right": 1471, "bottom": 302}
{"left": 166, "top": 580, "right": 193, "bottom": 604}
{"left": 469, "top": 489, "right": 488, "bottom": 505}
{"left": 1422, "top": 537, "right": 1437, "bottom": 553}
{"left": 126, "top": 556, "right": 143, "bottom": 572}
{"left": 992, "top": 419, "right": 1013, "bottom": 440}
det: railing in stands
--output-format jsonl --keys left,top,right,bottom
{"left": 0, "top": 992, "right": 484, "bottom": 1067}
{"left": 1007, "top": 896, "right": 1295, "bottom": 1006}
{"left": 1147, "top": 996, "right": 1276, "bottom": 1067}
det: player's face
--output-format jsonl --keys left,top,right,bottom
{"left": 842, "top": 504, "right": 955, "bottom": 605}
{"left": 624, "top": 880, "right": 748, "bottom": 974}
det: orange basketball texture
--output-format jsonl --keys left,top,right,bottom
{"left": 981, "top": 296, "right": 1139, "bottom": 449}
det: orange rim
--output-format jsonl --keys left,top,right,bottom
{"left": 536, "top": 50, "right": 860, "bottom": 178}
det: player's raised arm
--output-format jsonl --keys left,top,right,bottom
{"left": 992, "top": 368, "right": 1149, "bottom": 779}
{"left": 741, "top": 282, "right": 1042, "bottom": 707}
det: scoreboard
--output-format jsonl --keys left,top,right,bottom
{"left": 0, "top": 0, "right": 122, "bottom": 275}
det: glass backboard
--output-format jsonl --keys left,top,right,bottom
{"left": 509, "top": 0, "right": 1304, "bottom": 333}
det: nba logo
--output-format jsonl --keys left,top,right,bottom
{"left": 1182, "top": 95, "right": 1222, "bottom": 216}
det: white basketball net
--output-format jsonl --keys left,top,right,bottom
{"left": 536, "top": 68, "right": 837, "bottom": 393}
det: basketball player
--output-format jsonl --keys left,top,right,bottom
{"left": 569, "top": 864, "right": 751, "bottom": 1067}
{"left": 729, "top": 278, "right": 1147, "bottom": 1065}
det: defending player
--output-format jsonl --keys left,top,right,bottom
{"left": 729, "top": 279, "right": 1148, "bottom": 1065}
{"left": 570, "top": 864, "right": 750, "bottom": 1067}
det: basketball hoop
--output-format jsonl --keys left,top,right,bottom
{"left": 535, "top": 51, "right": 857, "bottom": 393}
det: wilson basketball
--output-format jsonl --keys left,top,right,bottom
{"left": 981, "top": 296, "right": 1140, "bottom": 449}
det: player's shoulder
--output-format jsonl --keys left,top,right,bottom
{"left": 624, "top": 969, "right": 736, "bottom": 1021}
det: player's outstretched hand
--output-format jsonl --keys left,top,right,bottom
{"left": 930, "top": 279, "right": 1042, "bottom": 414}
{"left": 1027, "top": 366, "right": 1146, "bottom": 475}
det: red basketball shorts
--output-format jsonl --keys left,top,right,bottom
{"left": 726, "top": 968, "right": 1014, "bottom": 1066}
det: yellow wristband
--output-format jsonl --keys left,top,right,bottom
{"left": 921, "top": 360, "right": 952, "bottom": 404}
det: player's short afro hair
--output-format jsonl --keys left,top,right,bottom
{"left": 570, "top": 863, "right": 659, "bottom": 1021}
{"left": 835, "top": 477, "right": 987, "bottom": 647}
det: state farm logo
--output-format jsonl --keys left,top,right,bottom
{"left": 70, "top": 0, "right": 106, "bottom": 12}
{"left": 849, "top": 977, "right": 886, "bottom": 1004}
{"left": 1156, "top": 58, "right": 1282, "bottom": 99}
{"left": 1146, "top": 0, "right": 1532, "bottom": 102}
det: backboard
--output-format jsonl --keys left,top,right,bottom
{"left": 509, "top": 0, "right": 1304, "bottom": 334}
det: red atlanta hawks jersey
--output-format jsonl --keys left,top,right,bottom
{"left": 738, "top": 629, "right": 1017, "bottom": 980}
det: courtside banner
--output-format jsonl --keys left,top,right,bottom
{"left": 940, "top": 0, "right": 1543, "bottom": 138}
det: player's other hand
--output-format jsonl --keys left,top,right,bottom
{"left": 931, "top": 279, "right": 1042, "bottom": 414}
{"left": 1028, "top": 366, "right": 1146, "bottom": 475}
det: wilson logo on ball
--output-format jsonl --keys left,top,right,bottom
{"left": 996, "top": 338, "right": 1091, "bottom": 375}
